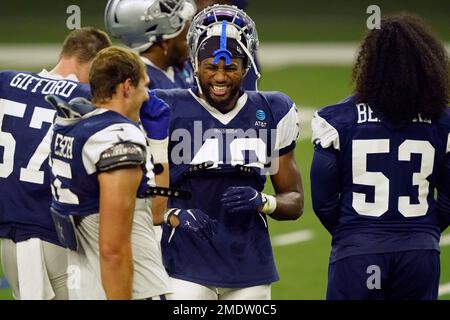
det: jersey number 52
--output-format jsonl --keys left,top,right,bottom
{"left": 0, "top": 98, "right": 55, "bottom": 184}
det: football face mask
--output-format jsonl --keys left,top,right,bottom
{"left": 187, "top": 4, "right": 260, "bottom": 78}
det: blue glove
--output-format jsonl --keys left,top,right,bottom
{"left": 140, "top": 91, "right": 170, "bottom": 140}
{"left": 167, "top": 208, "right": 217, "bottom": 241}
{"left": 220, "top": 186, "right": 265, "bottom": 214}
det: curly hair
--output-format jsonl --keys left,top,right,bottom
{"left": 352, "top": 13, "right": 449, "bottom": 123}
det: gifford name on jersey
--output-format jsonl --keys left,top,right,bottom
{"left": 9, "top": 72, "right": 78, "bottom": 98}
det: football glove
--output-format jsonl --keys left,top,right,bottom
{"left": 220, "top": 186, "right": 265, "bottom": 214}
{"left": 165, "top": 208, "right": 217, "bottom": 242}
{"left": 140, "top": 91, "right": 170, "bottom": 140}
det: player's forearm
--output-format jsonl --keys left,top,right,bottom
{"left": 98, "top": 168, "right": 140, "bottom": 299}
{"left": 152, "top": 163, "right": 169, "bottom": 225}
{"left": 100, "top": 243, "right": 134, "bottom": 299}
{"left": 310, "top": 146, "right": 341, "bottom": 233}
{"left": 269, "top": 191, "right": 303, "bottom": 220}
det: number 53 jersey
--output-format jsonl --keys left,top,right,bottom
{"left": 154, "top": 88, "right": 299, "bottom": 287}
{"left": 0, "top": 70, "right": 90, "bottom": 246}
{"left": 311, "top": 98, "right": 450, "bottom": 262}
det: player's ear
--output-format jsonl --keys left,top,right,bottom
{"left": 122, "top": 78, "right": 133, "bottom": 98}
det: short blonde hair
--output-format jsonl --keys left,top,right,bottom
{"left": 89, "top": 46, "right": 146, "bottom": 103}
{"left": 60, "top": 27, "right": 112, "bottom": 63}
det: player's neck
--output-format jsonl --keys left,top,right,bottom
{"left": 50, "top": 57, "right": 88, "bottom": 83}
{"left": 141, "top": 48, "right": 170, "bottom": 71}
{"left": 93, "top": 97, "right": 139, "bottom": 123}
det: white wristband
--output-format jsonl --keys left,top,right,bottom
{"left": 147, "top": 137, "right": 169, "bottom": 163}
{"left": 163, "top": 208, "right": 179, "bottom": 226}
{"left": 261, "top": 193, "right": 277, "bottom": 215}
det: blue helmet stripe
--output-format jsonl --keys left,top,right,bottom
{"left": 213, "top": 20, "right": 232, "bottom": 65}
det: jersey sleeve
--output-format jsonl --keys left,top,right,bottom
{"left": 310, "top": 144, "right": 341, "bottom": 233}
{"left": 82, "top": 123, "right": 147, "bottom": 175}
{"left": 269, "top": 92, "right": 299, "bottom": 156}
{"left": 311, "top": 110, "right": 340, "bottom": 150}
{"left": 71, "top": 83, "right": 92, "bottom": 100}
{"left": 437, "top": 132, "right": 450, "bottom": 231}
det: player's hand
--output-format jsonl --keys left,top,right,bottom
{"left": 166, "top": 209, "right": 217, "bottom": 241}
{"left": 140, "top": 91, "right": 170, "bottom": 140}
{"left": 220, "top": 186, "right": 265, "bottom": 214}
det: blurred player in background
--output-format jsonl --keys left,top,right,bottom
{"left": 105, "top": 0, "right": 196, "bottom": 90}
{"left": 154, "top": 4, "right": 303, "bottom": 299}
{"left": 311, "top": 14, "right": 450, "bottom": 300}
{"left": 0, "top": 28, "right": 111, "bottom": 300}
{"left": 105, "top": 0, "right": 197, "bottom": 236}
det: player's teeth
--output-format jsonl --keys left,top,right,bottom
{"left": 213, "top": 85, "right": 226, "bottom": 92}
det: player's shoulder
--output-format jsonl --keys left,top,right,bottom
{"left": 0, "top": 70, "right": 30, "bottom": 84}
{"left": 314, "top": 97, "right": 359, "bottom": 138}
{"left": 152, "top": 88, "right": 189, "bottom": 100}
{"left": 151, "top": 88, "right": 192, "bottom": 111}
{"left": 312, "top": 98, "right": 358, "bottom": 150}
{"left": 78, "top": 110, "right": 146, "bottom": 174}
{"left": 80, "top": 110, "right": 146, "bottom": 146}
{"left": 251, "top": 90, "right": 295, "bottom": 108}
{"left": 248, "top": 90, "right": 296, "bottom": 122}
{"left": 70, "top": 82, "right": 91, "bottom": 99}
{"left": 317, "top": 100, "right": 356, "bottom": 124}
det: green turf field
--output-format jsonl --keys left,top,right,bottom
{"left": 0, "top": 0, "right": 448, "bottom": 299}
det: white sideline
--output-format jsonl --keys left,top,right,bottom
{"left": 298, "top": 107, "right": 316, "bottom": 141}
{"left": 439, "top": 283, "right": 450, "bottom": 297}
{"left": 440, "top": 234, "right": 450, "bottom": 247}
{"left": 272, "top": 230, "right": 314, "bottom": 247}
{"left": 2, "top": 43, "right": 449, "bottom": 68}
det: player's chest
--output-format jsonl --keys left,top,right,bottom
{"left": 169, "top": 108, "right": 276, "bottom": 167}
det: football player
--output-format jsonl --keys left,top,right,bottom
{"left": 310, "top": 14, "right": 450, "bottom": 300}
{"left": 154, "top": 5, "right": 304, "bottom": 299}
{"left": 0, "top": 28, "right": 111, "bottom": 300}
{"left": 46, "top": 46, "right": 216, "bottom": 299}
{"left": 105, "top": 0, "right": 197, "bottom": 238}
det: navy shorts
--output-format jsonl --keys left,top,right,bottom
{"left": 327, "top": 250, "right": 440, "bottom": 300}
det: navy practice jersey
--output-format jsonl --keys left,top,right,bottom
{"left": 0, "top": 70, "right": 90, "bottom": 245}
{"left": 141, "top": 57, "right": 194, "bottom": 90}
{"left": 311, "top": 99, "right": 450, "bottom": 262}
{"left": 50, "top": 108, "right": 153, "bottom": 216}
{"left": 154, "top": 87, "right": 299, "bottom": 287}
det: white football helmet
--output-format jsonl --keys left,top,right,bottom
{"left": 105, "top": 0, "right": 197, "bottom": 52}
{"left": 187, "top": 4, "right": 259, "bottom": 77}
